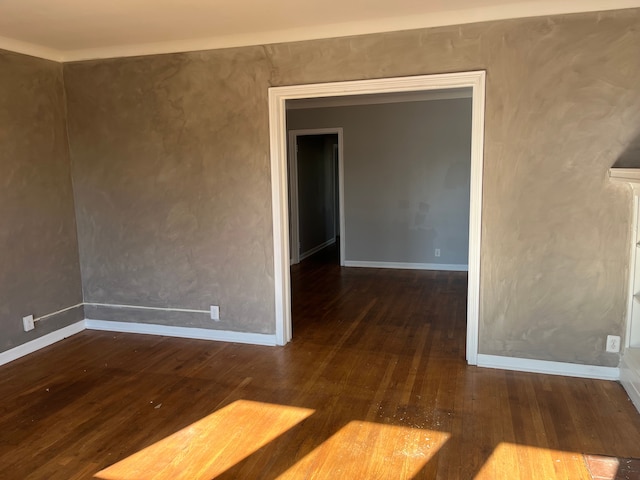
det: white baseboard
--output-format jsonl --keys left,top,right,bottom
{"left": 299, "top": 237, "right": 336, "bottom": 261}
{"left": 620, "top": 349, "right": 640, "bottom": 413}
{"left": 0, "top": 318, "right": 279, "bottom": 368}
{"left": 344, "top": 260, "right": 468, "bottom": 271}
{"left": 0, "top": 321, "right": 86, "bottom": 367}
{"left": 84, "top": 319, "right": 278, "bottom": 346}
{"left": 477, "top": 354, "right": 620, "bottom": 381}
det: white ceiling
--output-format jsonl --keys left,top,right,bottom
{"left": 0, "top": 0, "right": 638, "bottom": 62}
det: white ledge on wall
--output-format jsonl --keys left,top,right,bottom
{"left": 610, "top": 168, "right": 640, "bottom": 195}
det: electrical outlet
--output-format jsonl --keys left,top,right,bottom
{"left": 210, "top": 305, "right": 220, "bottom": 321}
{"left": 23, "top": 315, "right": 35, "bottom": 332}
{"left": 606, "top": 335, "right": 621, "bottom": 353}
{"left": 435, "top": 248, "right": 441, "bottom": 257}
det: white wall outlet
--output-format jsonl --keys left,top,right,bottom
{"left": 210, "top": 305, "right": 220, "bottom": 321}
{"left": 606, "top": 335, "right": 621, "bottom": 353}
{"left": 435, "top": 248, "right": 441, "bottom": 257}
{"left": 23, "top": 315, "right": 35, "bottom": 332}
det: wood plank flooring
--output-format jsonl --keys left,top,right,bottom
{"left": 1, "top": 248, "right": 640, "bottom": 479}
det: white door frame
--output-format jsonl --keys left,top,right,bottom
{"left": 288, "top": 128, "right": 345, "bottom": 266}
{"left": 268, "top": 71, "right": 486, "bottom": 365}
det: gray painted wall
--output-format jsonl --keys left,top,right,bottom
{"left": 295, "top": 134, "right": 338, "bottom": 258}
{"left": 0, "top": 50, "right": 84, "bottom": 353}
{"left": 59, "top": 8, "right": 640, "bottom": 366}
{"left": 64, "top": 48, "right": 275, "bottom": 332}
{"left": 288, "top": 99, "right": 472, "bottom": 266}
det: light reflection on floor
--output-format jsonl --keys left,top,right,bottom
{"left": 278, "top": 420, "right": 449, "bottom": 479}
{"left": 93, "top": 399, "right": 602, "bottom": 479}
{"left": 474, "top": 442, "right": 593, "bottom": 480}
{"left": 94, "top": 400, "right": 314, "bottom": 480}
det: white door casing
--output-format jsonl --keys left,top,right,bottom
{"left": 269, "top": 71, "right": 486, "bottom": 364}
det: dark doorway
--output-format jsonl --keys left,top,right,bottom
{"left": 288, "top": 131, "right": 341, "bottom": 266}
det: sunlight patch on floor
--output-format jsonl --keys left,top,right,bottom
{"left": 94, "top": 400, "right": 314, "bottom": 480}
{"left": 474, "top": 442, "right": 593, "bottom": 480}
{"left": 277, "top": 420, "right": 450, "bottom": 478}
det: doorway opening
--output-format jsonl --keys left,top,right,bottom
{"left": 269, "top": 71, "right": 486, "bottom": 365}
{"left": 288, "top": 128, "right": 345, "bottom": 267}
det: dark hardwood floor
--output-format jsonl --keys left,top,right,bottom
{"left": 1, "top": 247, "right": 640, "bottom": 479}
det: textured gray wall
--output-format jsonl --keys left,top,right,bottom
{"left": 0, "top": 50, "right": 84, "bottom": 353}
{"left": 288, "top": 99, "right": 472, "bottom": 266}
{"left": 64, "top": 48, "right": 275, "bottom": 333}
{"left": 63, "top": 8, "right": 640, "bottom": 365}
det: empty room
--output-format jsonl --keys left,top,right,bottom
{"left": 1, "top": 1, "right": 640, "bottom": 479}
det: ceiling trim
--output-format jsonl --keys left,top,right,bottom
{"left": 0, "top": 35, "right": 63, "bottom": 62}
{"left": 2, "top": 0, "right": 639, "bottom": 63}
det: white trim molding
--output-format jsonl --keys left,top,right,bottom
{"left": 3, "top": 1, "right": 639, "bottom": 62}
{"left": 0, "top": 319, "right": 625, "bottom": 385}
{"left": 299, "top": 238, "right": 337, "bottom": 262}
{"left": 621, "top": 348, "right": 640, "bottom": 413}
{"left": 84, "top": 320, "right": 277, "bottom": 346}
{"left": 0, "top": 35, "right": 64, "bottom": 62}
{"left": 477, "top": 354, "right": 620, "bottom": 381}
{"left": 287, "top": 89, "right": 472, "bottom": 110}
{"left": 609, "top": 168, "right": 640, "bottom": 349}
{"left": 0, "top": 321, "right": 86, "bottom": 367}
{"left": 343, "top": 261, "right": 468, "bottom": 271}
{"left": 610, "top": 168, "right": 640, "bottom": 195}
{"left": 626, "top": 195, "right": 639, "bottom": 349}
{"left": 0, "top": 315, "right": 280, "bottom": 367}
{"left": 269, "top": 71, "right": 486, "bottom": 362}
